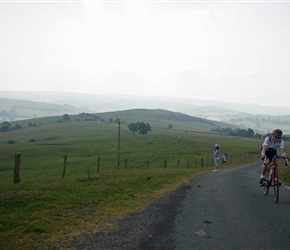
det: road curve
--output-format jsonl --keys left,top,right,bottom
{"left": 77, "top": 161, "right": 290, "bottom": 250}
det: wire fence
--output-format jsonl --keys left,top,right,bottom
{"left": 12, "top": 152, "right": 260, "bottom": 183}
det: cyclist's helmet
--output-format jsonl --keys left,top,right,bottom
{"left": 215, "top": 144, "right": 221, "bottom": 148}
{"left": 272, "top": 128, "right": 283, "bottom": 137}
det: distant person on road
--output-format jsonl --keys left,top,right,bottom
{"left": 259, "top": 128, "right": 289, "bottom": 186}
{"left": 213, "top": 144, "right": 221, "bottom": 172}
{"left": 222, "top": 153, "right": 228, "bottom": 164}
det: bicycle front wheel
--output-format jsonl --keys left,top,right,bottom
{"left": 273, "top": 168, "right": 279, "bottom": 203}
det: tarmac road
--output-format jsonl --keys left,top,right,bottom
{"left": 175, "top": 161, "right": 290, "bottom": 250}
{"left": 77, "top": 161, "right": 290, "bottom": 250}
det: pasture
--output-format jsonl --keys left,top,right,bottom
{"left": 0, "top": 110, "right": 288, "bottom": 249}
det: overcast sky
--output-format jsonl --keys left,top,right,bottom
{"left": 1, "top": 1, "right": 290, "bottom": 108}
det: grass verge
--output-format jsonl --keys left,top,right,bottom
{"left": 0, "top": 160, "right": 258, "bottom": 250}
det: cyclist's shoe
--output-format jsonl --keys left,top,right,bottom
{"left": 212, "top": 169, "right": 219, "bottom": 173}
{"left": 259, "top": 178, "right": 266, "bottom": 186}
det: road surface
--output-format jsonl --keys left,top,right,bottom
{"left": 77, "top": 161, "right": 290, "bottom": 249}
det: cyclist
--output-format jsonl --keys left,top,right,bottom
{"left": 213, "top": 144, "right": 221, "bottom": 172}
{"left": 259, "top": 128, "right": 289, "bottom": 186}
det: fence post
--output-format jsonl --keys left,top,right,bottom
{"left": 178, "top": 159, "right": 180, "bottom": 168}
{"left": 195, "top": 159, "right": 198, "bottom": 168}
{"left": 164, "top": 158, "right": 167, "bottom": 168}
{"left": 14, "top": 154, "right": 21, "bottom": 184}
{"left": 87, "top": 166, "right": 92, "bottom": 180}
{"left": 187, "top": 159, "right": 190, "bottom": 167}
{"left": 97, "top": 156, "right": 100, "bottom": 174}
{"left": 201, "top": 158, "right": 204, "bottom": 168}
{"left": 125, "top": 159, "right": 127, "bottom": 169}
{"left": 62, "top": 155, "right": 67, "bottom": 179}
{"left": 147, "top": 160, "right": 149, "bottom": 168}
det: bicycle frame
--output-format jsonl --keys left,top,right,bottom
{"left": 268, "top": 159, "right": 278, "bottom": 186}
{"left": 262, "top": 156, "right": 289, "bottom": 203}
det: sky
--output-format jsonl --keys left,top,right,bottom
{"left": 1, "top": 0, "right": 290, "bottom": 108}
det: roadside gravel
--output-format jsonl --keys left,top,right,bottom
{"left": 75, "top": 183, "right": 192, "bottom": 249}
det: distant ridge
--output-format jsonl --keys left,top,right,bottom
{"left": 0, "top": 91, "right": 290, "bottom": 133}
{"left": 1, "top": 90, "right": 290, "bottom": 115}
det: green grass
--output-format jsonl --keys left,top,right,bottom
{"left": 1, "top": 109, "right": 286, "bottom": 249}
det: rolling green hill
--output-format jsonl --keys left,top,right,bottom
{"left": 1, "top": 96, "right": 289, "bottom": 134}
{"left": 1, "top": 109, "right": 249, "bottom": 145}
{"left": 0, "top": 97, "right": 92, "bottom": 121}
{"left": 1, "top": 108, "right": 289, "bottom": 249}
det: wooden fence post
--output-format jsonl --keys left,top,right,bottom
{"left": 125, "top": 159, "right": 127, "bottom": 169}
{"left": 201, "top": 158, "right": 204, "bottom": 168}
{"left": 178, "top": 159, "right": 180, "bottom": 168}
{"left": 147, "top": 160, "right": 149, "bottom": 168}
{"left": 187, "top": 159, "right": 190, "bottom": 167}
{"left": 164, "top": 158, "right": 167, "bottom": 168}
{"left": 62, "top": 155, "right": 67, "bottom": 179}
{"left": 87, "top": 166, "right": 92, "bottom": 180}
{"left": 97, "top": 156, "right": 100, "bottom": 174}
{"left": 14, "top": 154, "right": 21, "bottom": 184}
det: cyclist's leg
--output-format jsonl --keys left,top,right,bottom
{"left": 259, "top": 158, "right": 271, "bottom": 186}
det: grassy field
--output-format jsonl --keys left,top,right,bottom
{"left": 1, "top": 110, "right": 289, "bottom": 249}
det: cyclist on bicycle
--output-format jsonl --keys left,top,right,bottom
{"left": 259, "top": 128, "right": 289, "bottom": 186}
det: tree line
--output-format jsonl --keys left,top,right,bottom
{"left": 211, "top": 127, "right": 290, "bottom": 141}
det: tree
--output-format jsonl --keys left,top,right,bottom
{"left": 128, "top": 122, "right": 152, "bottom": 135}
{"left": 63, "top": 114, "right": 70, "bottom": 121}
{"left": 168, "top": 124, "right": 173, "bottom": 129}
{"left": 247, "top": 128, "right": 254, "bottom": 137}
{"left": 15, "top": 124, "right": 22, "bottom": 129}
{"left": 128, "top": 123, "right": 138, "bottom": 134}
{"left": 1, "top": 121, "right": 11, "bottom": 131}
{"left": 137, "top": 122, "right": 151, "bottom": 135}
{"left": 28, "top": 122, "right": 36, "bottom": 127}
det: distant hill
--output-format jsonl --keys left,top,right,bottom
{"left": 1, "top": 90, "right": 290, "bottom": 115}
{"left": 0, "top": 91, "right": 289, "bottom": 133}
{"left": 0, "top": 97, "right": 92, "bottom": 122}
{"left": 94, "top": 108, "right": 243, "bottom": 133}
{"left": 4, "top": 109, "right": 249, "bottom": 141}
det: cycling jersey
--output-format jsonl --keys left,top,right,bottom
{"left": 262, "top": 136, "right": 284, "bottom": 157}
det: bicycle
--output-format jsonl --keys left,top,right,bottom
{"left": 262, "top": 156, "right": 289, "bottom": 203}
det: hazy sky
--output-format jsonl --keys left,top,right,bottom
{"left": 1, "top": 1, "right": 290, "bottom": 108}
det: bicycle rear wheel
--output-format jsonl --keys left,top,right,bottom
{"left": 273, "top": 168, "right": 279, "bottom": 203}
{"left": 263, "top": 179, "right": 269, "bottom": 195}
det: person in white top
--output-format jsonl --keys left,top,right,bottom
{"left": 259, "top": 128, "right": 288, "bottom": 186}
{"left": 213, "top": 144, "right": 220, "bottom": 172}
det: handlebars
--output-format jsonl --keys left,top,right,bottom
{"left": 262, "top": 155, "right": 289, "bottom": 166}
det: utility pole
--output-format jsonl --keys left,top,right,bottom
{"left": 118, "top": 121, "right": 120, "bottom": 169}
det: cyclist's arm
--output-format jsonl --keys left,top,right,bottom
{"left": 261, "top": 145, "right": 267, "bottom": 156}
{"left": 279, "top": 148, "right": 287, "bottom": 158}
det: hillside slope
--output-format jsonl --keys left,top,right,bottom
{"left": 0, "top": 97, "right": 92, "bottom": 121}
{"left": 1, "top": 92, "right": 289, "bottom": 133}
{"left": 1, "top": 109, "right": 255, "bottom": 147}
